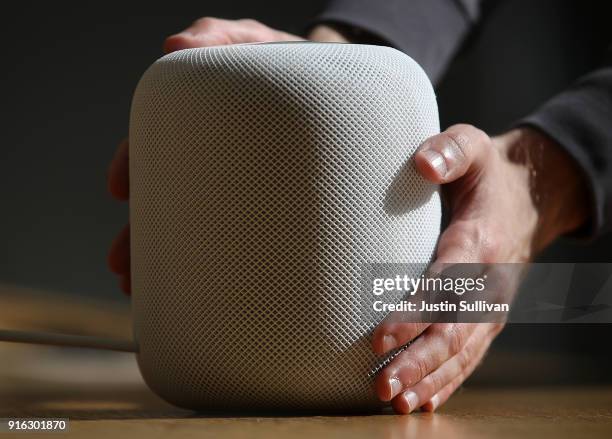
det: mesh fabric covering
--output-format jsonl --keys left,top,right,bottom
{"left": 130, "top": 42, "right": 441, "bottom": 412}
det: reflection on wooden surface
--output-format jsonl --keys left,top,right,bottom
{"left": 2, "top": 363, "right": 612, "bottom": 439}
{"left": 1, "top": 285, "right": 611, "bottom": 437}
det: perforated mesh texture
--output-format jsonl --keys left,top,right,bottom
{"left": 130, "top": 43, "right": 441, "bottom": 412}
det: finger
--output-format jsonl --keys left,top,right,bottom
{"left": 163, "top": 18, "right": 300, "bottom": 53}
{"left": 108, "top": 139, "right": 129, "bottom": 201}
{"left": 414, "top": 124, "right": 492, "bottom": 184}
{"left": 391, "top": 323, "right": 495, "bottom": 413}
{"left": 421, "top": 358, "right": 475, "bottom": 413}
{"left": 421, "top": 324, "right": 501, "bottom": 412}
{"left": 108, "top": 224, "right": 130, "bottom": 275}
{"left": 372, "top": 322, "right": 429, "bottom": 356}
{"left": 420, "top": 370, "right": 465, "bottom": 412}
{"left": 163, "top": 17, "right": 234, "bottom": 53}
{"left": 375, "top": 323, "right": 476, "bottom": 401}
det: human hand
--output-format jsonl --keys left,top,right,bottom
{"left": 372, "top": 124, "right": 589, "bottom": 413}
{"left": 162, "top": 17, "right": 303, "bottom": 53}
{"left": 107, "top": 19, "right": 347, "bottom": 293}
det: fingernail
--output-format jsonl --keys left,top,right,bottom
{"left": 402, "top": 391, "right": 419, "bottom": 413}
{"left": 382, "top": 334, "right": 397, "bottom": 353}
{"left": 389, "top": 377, "right": 402, "bottom": 399}
{"left": 429, "top": 394, "right": 440, "bottom": 411}
{"left": 421, "top": 149, "right": 447, "bottom": 177}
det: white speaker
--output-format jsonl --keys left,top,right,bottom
{"left": 129, "top": 42, "right": 441, "bottom": 412}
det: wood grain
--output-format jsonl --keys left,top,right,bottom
{"left": 1, "top": 285, "right": 611, "bottom": 438}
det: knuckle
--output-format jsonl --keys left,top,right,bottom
{"left": 456, "top": 347, "right": 471, "bottom": 370}
{"left": 409, "top": 355, "right": 430, "bottom": 382}
{"left": 448, "top": 123, "right": 474, "bottom": 133}
{"left": 442, "top": 324, "right": 467, "bottom": 355}
{"left": 442, "top": 222, "right": 502, "bottom": 263}
{"left": 206, "top": 32, "right": 233, "bottom": 46}
{"left": 443, "top": 130, "right": 471, "bottom": 162}
{"left": 428, "top": 371, "right": 445, "bottom": 393}
{"left": 468, "top": 126, "right": 491, "bottom": 146}
{"left": 395, "top": 353, "right": 427, "bottom": 385}
{"left": 479, "top": 230, "right": 502, "bottom": 263}
{"left": 445, "top": 124, "right": 492, "bottom": 164}
{"left": 194, "top": 16, "right": 218, "bottom": 27}
{"left": 449, "top": 124, "right": 490, "bottom": 146}
{"left": 439, "top": 223, "right": 480, "bottom": 259}
{"left": 239, "top": 18, "right": 262, "bottom": 27}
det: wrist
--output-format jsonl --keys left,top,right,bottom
{"left": 496, "top": 127, "right": 589, "bottom": 253}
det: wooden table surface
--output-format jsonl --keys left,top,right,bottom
{"left": 2, "top": 354, "right": 611, "bottom": 439}
{"left": 1, "top": 285, "right": 611, "bottom": 438}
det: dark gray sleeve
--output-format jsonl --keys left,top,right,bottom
{"left": 519, "top": 66, "right": 612, "bottom": 238}
{"left": 314, "top": 0, "right": 483, "bottom": 84}
{"left": 314, "top": 0, "right": 612, "bottom": 238}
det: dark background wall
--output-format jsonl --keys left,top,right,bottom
{"left": 1, "top": 1, "right": 610, "bottom": 383}
{"left": 0, "top": 3, "right": 327, "bottom": 302}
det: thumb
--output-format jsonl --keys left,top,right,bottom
{"left": 414, "top": 124, "right": 492, "bottom": 184}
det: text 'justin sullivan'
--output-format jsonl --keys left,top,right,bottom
{"left": 371, "top": 275, "right": 510, "bottom": 313}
